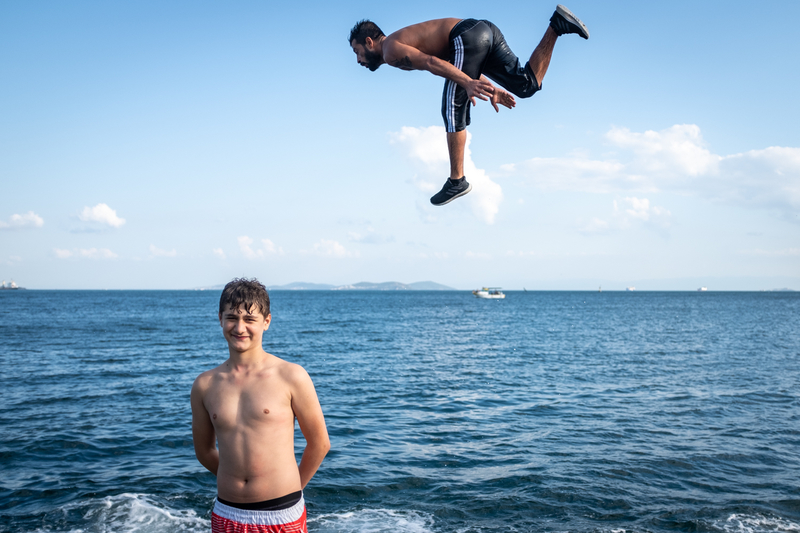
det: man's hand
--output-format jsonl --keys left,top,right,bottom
{"left": 465, "top": 78, "right": 496, "bottom": 106}
{"left": 490, "top": 87, "right": 516, "bottom": 112}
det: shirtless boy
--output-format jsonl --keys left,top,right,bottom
{"left": 191, "top": 278, "right": 330, "bottom": 533}
{"left": 349, "top": 5, "right": 589, "bottom": 206}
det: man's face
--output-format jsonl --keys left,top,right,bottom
{"left": 351, "top": 39, "right": 382, "bottom": 71}
{"left": 219, "top": 303, "right": 271, "bottom": 354}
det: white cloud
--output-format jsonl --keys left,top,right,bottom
{"left": 149, "top": 245, "right": 177, "bottom": 258}
{"left": 509, "top": 124, "right": 800, "bottom": 218}
{"left": 78, "top": 203, "right": 126, "bottom": 227}
{"left": 578, "top": 197, "right": 672, "bottom": 235}
{"left": 713, "top": 147, "right": 800, "bottom": 215}
{"left": 390, "top": 123, "right": 798, "bottom": 222}
{"left": 390, "top": 126, "right": 451, "bottom": 166}
{"left": 618, "top": 197, "right": 672, "bottom": 228}
{"left": 390, "top": 126, "right": 503, "bottom": 224}
{"left": 0, "top": 211, "right": 44, "bottom": 229}
{"left": 238, "top": 236, "right": 260, "bottom": 259}
{"left": 213, "top": 248, "right": 226, "bottom": 259}
{"left": 238, "top": 236, "right": 284, "bottom": 259}
{"left": 54, "top": 247, "right": 118, "bottom": 259}
{"left": 605, "top": 124, "right": 720, "bottom": 177}
{"left": 261, "top": 239, "right": 283, "bottom": 254}
{"left": 308, "top": 239, "right": 356, "bottom": 258}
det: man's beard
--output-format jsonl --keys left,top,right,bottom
{"left": 364, "top": 49, "right": 382, "bottom": 71}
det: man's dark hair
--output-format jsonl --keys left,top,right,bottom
{"left": 219, "top": 278, "right": 270, "bottom": 317}
{"left": 349, "top": 19, "right": 384, "bottom": 45}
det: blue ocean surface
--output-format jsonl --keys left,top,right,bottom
{"left": 0, "top": 290, "right": 798, "bottom": 533}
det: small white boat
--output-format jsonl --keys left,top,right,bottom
{"left": 698, "top": 287, "right": 708, "bottom": 292}
{"left": 473, "top": 287, "right": 505, "bottom": 299}
{"left": 626, "top": 286, "right": 636, "bottom": 291}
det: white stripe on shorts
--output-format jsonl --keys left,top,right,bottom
{"left": 212, "top": 496, "right": 305, "bottom": 526}
{"left": 445, "top": 35, "right": 465, "bottom": 133}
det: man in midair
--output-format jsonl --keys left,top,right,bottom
{"left": 349, "top": 5, "right": 589, "bottom": 206}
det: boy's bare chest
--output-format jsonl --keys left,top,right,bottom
{"left": 205, "top": 376, "right": 294, "bottom": 431}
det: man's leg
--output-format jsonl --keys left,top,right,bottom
{"left": 447, "top": 130, "right": 467, "bottom": 180}
{"left": 528, "top": 5, "right": 589, "bottom": 85}
{"left": 529, "top": 6, "right": 590, "bottom": 85}
{"left": 528, "top": 27, "right": 558, "bottom": 87}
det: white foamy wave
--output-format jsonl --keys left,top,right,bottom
{"left": 308, "top": 508, "right": 435, "bottom": 533}
{"left": 31, "top": 493, "right": 209, "bottom": 533}
{"left": 713, "top": 514, "right": 800, "bottom": 533}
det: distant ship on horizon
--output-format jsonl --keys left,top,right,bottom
{"left": 473, "top": 287, "right": 506, "bottom": 299}
{"left": 0, "top": 280, "right": 24, "bottom": 290}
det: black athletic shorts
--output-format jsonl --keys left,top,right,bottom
{"left": 442, "top": 19, "right": 540, "bottom": 133}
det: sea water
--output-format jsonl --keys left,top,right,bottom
{"left": 0, "top": 290, "right": 798, "bottom": 533}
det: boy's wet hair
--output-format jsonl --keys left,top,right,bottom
{"left": 349, "top": 19, "right": 384, "bottom": 45}
{"left": 219, "top": 278, "right": 271, "bottom": 317}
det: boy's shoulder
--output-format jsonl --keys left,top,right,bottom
{"left": 192, "top": 355, "right": 311, "bottom": 388}
{"left": 270, "top": 355, "right": 312, "bottom": 386}
{"left": 191, "top": 361, "right": 228, "bottom": 391}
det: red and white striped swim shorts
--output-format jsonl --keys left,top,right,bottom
{"left": 211, "top": 496, "right": 307, "bottom": 533}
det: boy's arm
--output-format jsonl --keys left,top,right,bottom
{"left": 290, "top": 367, "right": 330, "bottom": 488}
{"left": 191, "top": 376, "right": 219, "bottom": 475}
{"left": 382, "top": 39, "right": 495, "bottom": 106}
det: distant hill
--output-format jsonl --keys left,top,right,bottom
{"left": 332, "top": 281, "right": 456, "bottom": 290}
{"left": 333, "top": 281, "right": 407, "bottom": 290}
{"left": 194, "top": 281, "right": 455, "bottom": 291}
{"left": 407, "top": 281, "right": 455, "bottom": 290}
{"left": 268, "top": 282, "right": 336, "bottom": 290}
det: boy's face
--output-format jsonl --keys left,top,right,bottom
{"left": 219, "top": 303, "right": 271, "bottom": 354}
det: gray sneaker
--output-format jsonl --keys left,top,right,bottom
{"left": 430, "top": 177, "right": 472, "bottom": 206}
{"left": 550, "top": 5, "right": 590, "bottom": 39}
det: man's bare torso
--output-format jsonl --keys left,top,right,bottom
{"left": 198, "top": 356, "right": 301, "bottom": 502}
{"left": 385, "top": 18, "right": 461, "bottom": 60}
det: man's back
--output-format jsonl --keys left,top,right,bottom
{"left": 384, "top": 18, "right": 461, "bottom": 60}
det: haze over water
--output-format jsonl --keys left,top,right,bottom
{"left": 1, "top": 290, "right": 798, "bottom": 533}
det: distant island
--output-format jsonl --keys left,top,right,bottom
{"left": 195, "top": 281, "right": 455, "bottom": 291}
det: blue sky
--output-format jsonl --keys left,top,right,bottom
{"left": 1, "top": 0, "right": 798, "bottom": 290}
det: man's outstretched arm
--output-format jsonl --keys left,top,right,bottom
{"left": 383, "top": 40, "right": 495, "bottom": 105}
